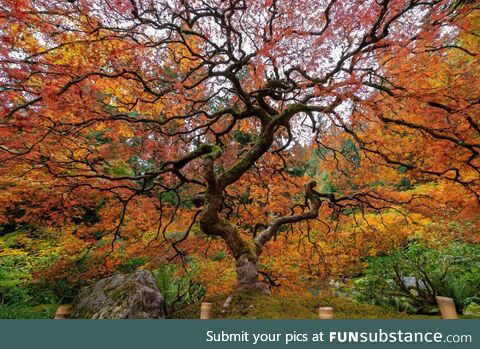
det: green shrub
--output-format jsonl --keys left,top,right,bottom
{"left": 151, "top": 264, "right": 205, "bottom": 316}
{"left": 116, "top": 257, "right": 146, "bottom": 273}
{"left": 0, "top": 304, "right": 57, "bottom": 319}
{"left": 354, "top": 242, "right": 480, "bottom": 314}
{"left": 0, "top": 253, "right": 62, "bottom": 318}
{"left": 0, "top": 229, "right": 73, "bottom": 317}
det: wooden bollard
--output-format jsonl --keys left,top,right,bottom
{"left": 200, "top": 302, "right": 212, "bottom": 319}
{"left": 318, "top": 307, "right": 334, "bottom": 319}
{"left": 54, "top": 305, "right": 73, "bottom": 319}
{"left": 436, "top": 296, "right": 458, "bottom": 319}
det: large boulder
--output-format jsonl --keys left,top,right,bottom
{"left": 71, "top": 270, "right": 165, "bottom": 319}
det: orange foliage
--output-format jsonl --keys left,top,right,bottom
{"left": 0, "top": 0, "right": 478, "bottom": 294}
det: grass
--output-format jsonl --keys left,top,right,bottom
{"left": 0, "top": 304, "right": 58, "bottom": 319}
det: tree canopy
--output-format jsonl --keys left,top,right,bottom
{"left": 1, "top": 0, "right": 478, "bottom": 292}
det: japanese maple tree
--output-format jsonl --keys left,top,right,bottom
{"left": 1, "top": 0, "right": 478, "bottom": 292}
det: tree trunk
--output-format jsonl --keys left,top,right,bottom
{"left": 235, "top": 252, "right": 270, "bottom": 294}
{"left": 200, "top": 160, "right": 323, "bottom": 295}
{"left": 199, "top": 153, "right": 271, "bottom": 293}
{"left": 199, "top": 201, "right": 269, "bottom": 293}
{"left": 236, "top": 253, "right": 258, "bottom": 287}
{"left": 218, "top": 222, "right": 270, "bottom": 294}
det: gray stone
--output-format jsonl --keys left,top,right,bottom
{"left": 71, "top": 270, "right": 165, "bottom": 319}
{"left": 400, "top": 276, "right": 426, "bottom": 290}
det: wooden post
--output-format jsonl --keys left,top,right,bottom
{"left": 54, "top": 305, "right": 73, "bottom": 319}
{"left": 436, "top": 296, "right": 458, "bottom": 319}
{"left": 318, "top": 307, "right": 334, "bottom": 319}
{"left": 200, "top": 302, "right": 212, "bottom": 319}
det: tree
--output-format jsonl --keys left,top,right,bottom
{"left": 1, "top": 0, "right": 478, "bottom": 292}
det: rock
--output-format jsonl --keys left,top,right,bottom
{"left": 71, "top": 270, "right": 165, "bottom": 319}
{"left": 400, "top": 276, "right": 426, "bottom": 290}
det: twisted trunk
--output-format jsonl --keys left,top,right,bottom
{"left": 199, "top": 205, "right": 268, "bottom": 292}
{"left": 197, "top": 105, "right": 332, "bottom": 292}
{"left": 236, "top": 254, "right": 259, "bottom": 289}
{"left": 199, "top": 174, "right": 324, "bottom": 292}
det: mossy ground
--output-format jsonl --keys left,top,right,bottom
{"left": 172, "top": 292, "right": 439, "bottom": 319}
{"left": 4, "top": 293, "right": 478, "bottom": 319}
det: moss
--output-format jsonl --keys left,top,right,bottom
{"left": 200, "top": 144, "right": 223, "bottom": 159}
{"left": 218, "top": 152, "right": 257, "bottom": 184}
{"left": 219, "top": 218, "right": 257, "bottom": 261}
{"left": 242, "top": 241, "right": 257, "bottom": 261}
{"left": 172, "top": 293, "right": 444, "bottom": 319}
{"left": 105, "top": 282, "right": 135, "bottom": 302}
